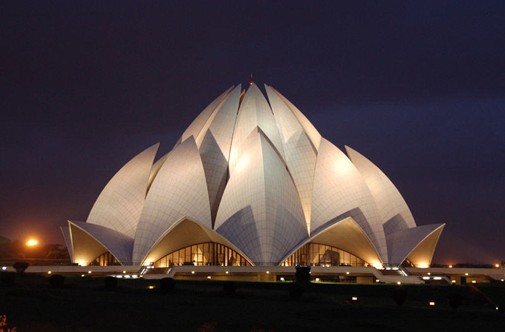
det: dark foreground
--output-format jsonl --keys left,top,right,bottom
{"left": 1, "top": 274, "right": 504, "bottom": 331}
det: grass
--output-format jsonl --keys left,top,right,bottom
{"left": 1, "top": 273, "right": 504, "bottom": 331}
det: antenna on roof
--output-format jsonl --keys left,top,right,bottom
{"left": 249, "top": 74, "right": 254, "bottom": 86}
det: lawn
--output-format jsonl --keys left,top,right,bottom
{"left": 1, "top": 273, "right": 504, "bottom": 331}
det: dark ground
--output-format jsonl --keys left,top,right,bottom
{"left": 1, "top": 274, "right": 504, "bottom": 331}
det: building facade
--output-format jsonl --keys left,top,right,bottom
{"left": 62, "top": 84, "right": 444, "bottom": 269}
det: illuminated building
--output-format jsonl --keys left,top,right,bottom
{"left": 62, "top": 84, "right": 444, "bottom": 268}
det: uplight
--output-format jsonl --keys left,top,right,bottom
{"left": 1, "top": 266, "right": 6, "bottom": 271}
{"left": 88, "top": 271, "right": 92, "bottom": 274}
{"left": 207, "top": 276, "right": 212, "bottom": 279}
{"left": 47, "top": 271, "right": 52, "bottom": 274}
{"left": 397, "top": 281, "right": 401, "bottom": 285}
{"left": 191, "top": 270, "right": 195, "bottom": 274}
{"left": 372, "top": 262, "right": 383, "bottom": 269}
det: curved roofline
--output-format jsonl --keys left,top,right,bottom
{"left": 278, "top": 216, "right": 383, "bottom": 267}
{"left": 400, "top": 224, "right": 445, "bottom": 266}
{"left": 68, "top": 220, "right": 132, "bottom": 265}
{"left": 139, "top": 217, "right": 254, "bottom": 266}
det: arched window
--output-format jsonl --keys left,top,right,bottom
{"left": 281, "top": 243, "right": 368, "bottom": 267}
{"left": 153, "top": 242, "right": 252, "bottom": 267}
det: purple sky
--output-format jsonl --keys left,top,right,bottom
{"left": 1, "top": 1, "right": 504, "bottom": 264}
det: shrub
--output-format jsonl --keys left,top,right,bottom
{"left": 391, "top": 287, "right": 407, "bottom": 306}
{"left": 0, "top": 314, "right": 16, "bottom": 332}
{"left": 104, "top": 276, "right": 118, "bottom": 290}
{"left": 12, "top": 262, "right": 29, "bottom": 274}
{"left": 159, "top": 277, "right": 176, "bottom": 293}
{"left": 222, "top": 281, "right": 236, "bottom": 296}
{"left": 48, "top": 274, "right": 65, "bottom": 288}
{"left": 448, "top": 292, "right": 463, "bottom": 310}
{"left": 295, "top": 266, "right": 311, "bottom": 286}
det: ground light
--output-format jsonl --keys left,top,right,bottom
{"left": 429, "top": 302, "right": 436, "bottom": 307}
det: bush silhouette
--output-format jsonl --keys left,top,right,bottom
{"left": 104, "top": 276, "right": 118, "bottom": 290}
{"left": 295, "top": 266, "right": 311, "bottom": 286}
{"left": 448, "top": 292, "right": 463, "bottom": 310}
{"left": 13, "top": 261, "right": 29, "bottom": 274}
{"left": 48, "top": 274, "right": 65, "bottom": 288}
{"left": 391, "top": 288, "right": 407, "bottom": 306}
{"left": 159, "top": 277, "right": 176, "bottom": 293}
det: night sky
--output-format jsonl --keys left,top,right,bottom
{"left": 1, "top": 1, "right": 505, "bottom": 264}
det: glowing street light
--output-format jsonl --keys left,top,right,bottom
{"left": 26, "top": 238, "right": 39, "bottom": 247}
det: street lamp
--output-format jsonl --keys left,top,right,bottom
{"left": 26, "top": 238, "right": 39, "bottom": 247}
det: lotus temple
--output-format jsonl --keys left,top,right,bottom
{"left": 58, "top": 83, "right": 453, "bottom": 283}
